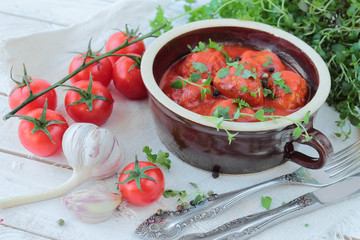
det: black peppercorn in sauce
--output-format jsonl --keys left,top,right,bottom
{"left": 159, "top": 42, "right": 310, "bottom": 120}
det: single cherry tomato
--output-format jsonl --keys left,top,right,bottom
{"left": 105, "top": 32, "right": 146, "bottom": 66}
{"left": 9, "top": 78, "right": 57, "bottom": 115}
{"left": 69, "top": 52, "right": 113, "bottom": 87}
{"left": 18, "top": 106, "right": 68, "bottom": 157}
{"left": 65, "top": 79, "right": 114, "bottom": 126}
{"left": 118, "top": 159, "right": 165, "bottom": 206}
{"left": 112, "top": 54, "right": 147, "bottom": 99}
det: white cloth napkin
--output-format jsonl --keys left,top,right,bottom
{"left": 1, "top": 0, "right": 360, "bottom": 239}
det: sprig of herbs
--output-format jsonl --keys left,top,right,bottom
{"left": 271, "top": 72, "right": 292, "bottom": 94}
{"left": 163, "top": 182, "right": 211, "bottom": 209}
{"left": 204, "top": 100, "right": 313, "bottom": 144}
{"left": 143, "top": 146, "right": 171, "bottom": 170}
{"left": 170, "top": 62, "right": 212, "bottom": 100}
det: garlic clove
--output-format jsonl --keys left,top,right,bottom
{"left": 63, "top": 189, "right": 122, "bottom": 223}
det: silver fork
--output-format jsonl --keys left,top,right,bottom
{"left": 136, "top": 140, "right": 360, "bottom": 239}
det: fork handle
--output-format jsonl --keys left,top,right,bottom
{"left": 179, "top": 193, "right": 321, "bottom": 240}
{"left": 149, "top": 176, "right": 285, "bottom": 237}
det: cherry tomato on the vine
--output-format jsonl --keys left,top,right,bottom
{"left": 18, "top": 106, "right": 68, "bottom": 157}
{"left": 113, "top": 54, "right": 147, "bottom": 99}
{"left": 9, "top": 78, "right": 57, "bottom": 115}
{"left": 69, "top": 52, "right": 113, "bottom": 87}
{"left": 118, "top": 159, "right": 165, "bottom": 206}
{"left": 65, "top": 79, "right": 114, "bottom": 126}
{"left": 105, "top": 31, "right": 145, "bottom": 66}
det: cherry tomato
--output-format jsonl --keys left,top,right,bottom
{"left": 118, "top": 160, "right": 165, "bottom": 206}
{"left": 9, "top": 79, "right": 57, "bottom": 115}
{"left": 18, "top": 108, "right": 68, "bottom": 157}
{"left": 69, "top": 53, "right": 113, "bottom": 87}
{"left": 112, "top": 54, "right": 147, "bottom": 99}
{"left": 65, "top": 80, "right": 114, "bottom": 126}
{"left": 105, "top": 32, "right": 146, "bottom": 66}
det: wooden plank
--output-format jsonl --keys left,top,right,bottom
{"left": 0, "top": 0, "right": 115, "bottom": 26}
{"left": 0, "top": 225, "right": 53, "bottom": 240}
{"left": 0, "top": 13, "right": 63, "bottom": 40}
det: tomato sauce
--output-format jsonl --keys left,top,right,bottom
{"left": 159, "top": 42, "right": 310, "bottom": 121}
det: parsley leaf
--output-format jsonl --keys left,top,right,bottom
{"left": 271, "top": 72, "right": 292, "bottom": 94}
{"left": 170, "top": 79, "right": 184, "bottom": 89}
{"left": 192, "top": 62, "right": 208, "bottom": 73}
{"left": 217, "top": 68, "right": 230, "bottom": 78}
{"left": 261, "top": 196, "right": 272, "bottom": 210}
{"left": 143, "top": 146, "right": 171, "bottom": 170}
{"left": 262, "top": 56, "right": 274, "bottom": 67}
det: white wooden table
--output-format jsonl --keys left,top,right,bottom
{"left": 1, "top": 1, "right": 360, "bottom": 239}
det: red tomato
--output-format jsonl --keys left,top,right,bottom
{"left": 105, "top": 32, "right": 146, "bottom": 66}
{"left": 69, "top": 53, "right": 113, "bottom": 87}
{"left": 112, "top": 54, "right": 147, "bottom": 99}
{"left": 18, "top": 108, "right": 68, "bottom": 157}
{"left": 65, "top": 80, "right": 114, "bottom": 126}
{"left": 118, "top": 160, "right": 165, "bottom": 206}
{"left": 9, "top": 79, "right": 57, "bottom": 115}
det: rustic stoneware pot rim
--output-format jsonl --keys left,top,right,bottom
{"left": 141, "top": 19, "right": 331, "bottom": 132}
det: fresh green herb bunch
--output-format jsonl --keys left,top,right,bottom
{"left": 152, "top": 0, "right": 360, "bottom": 139}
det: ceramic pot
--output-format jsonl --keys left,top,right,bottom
{"left": 141, "top": 19, "right": 333, "bottom": 174}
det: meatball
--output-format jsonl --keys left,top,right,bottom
{"left": 208, "top": 99, "right": 258, "bottom": 122}
{"left": 212, "top": 62, "right": 264, "bottom": 107}
{"left": 166, "top": 82, "right": 214, "bottom": 112}
{"left": 266, "top": 70, "right": 308, "bottom": 110}
{"left": 241, "top": 50, "right": 285, "bottom": 79}
{"left": 176, "top": 47, "right": 227, "bottom": 79}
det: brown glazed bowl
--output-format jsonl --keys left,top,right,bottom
{"left": 141, "top": 19, "right": 333, "bottom": 174}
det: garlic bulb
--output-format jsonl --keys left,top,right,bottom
{"left": 62, "top": 123, "right": 123, "bottom": 179}
{"left": 63, "top": 189, "right": 122, "bottom": 223}
{"left": 0, "top": 123, "right": 123, "bottom": 209}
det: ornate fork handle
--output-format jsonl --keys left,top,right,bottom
{"left": 179, "top": 193, "right": 320, "bottom": 240}
{"left": 136, "top": 173, "right": 302, "bottom": 239}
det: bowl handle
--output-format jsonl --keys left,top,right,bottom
{"left": 284, "top": 128, "right": 333, "bottom": 169}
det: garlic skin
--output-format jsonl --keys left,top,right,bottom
{"left": 62, "top": 123, "right": 123, "bottom": 179}
{"left": 63, "top": 189, "right": 122, "bottom": 223}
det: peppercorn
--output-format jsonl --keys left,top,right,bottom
{"left": 212, "top": 171, "right": 219, "bottom": 179}
{"left": 57, "top": 219, "right": 65, "bottom": 226}
{"left": 156, "top": 209, "right": 164, "bottom": 215}
{"left": 212, "top": 89, "right": 221, "bottom": 97}
{"left": 176, "top": 205, "right": 183, "bottom": 211}
{"left": 234, "top": 56, "right": 241, "bottom": 61}
{"left": 269, "top": 67, "right": 275, "bottom": 72}
{"left": 181, "top": 202, "right": 190, "bottom": 210}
